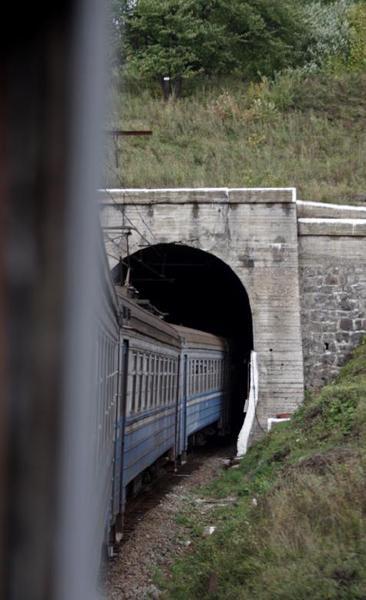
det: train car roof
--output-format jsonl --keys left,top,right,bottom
{"left": 116, "top": 286, "right": 181, "bottom": 348}
{"left": 115, "top": 287, "right": 227, "bottom": 352}
{"left": 170, "top": 324, "right": 227, "bottom": 352}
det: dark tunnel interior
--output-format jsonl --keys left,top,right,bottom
{"left": 112, "top": 243, "right": 253, "bottom": 435}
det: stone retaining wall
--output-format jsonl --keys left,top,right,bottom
{"left": 298, "top": 203, "right": 366, "bottom": 389}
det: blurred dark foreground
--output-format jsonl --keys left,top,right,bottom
{"left": 0, "top": 3, "right": 108, "bottom": 599}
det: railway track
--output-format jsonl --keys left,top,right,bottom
{"left": 121, "top": 442, "right": 231, "bottom": 543}
{"left": 105, "top": 441, "right": 235, "bottom": 599}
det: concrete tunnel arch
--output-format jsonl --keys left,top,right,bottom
{"left": 112, "top": 243, "right": 254, "bottom": 435}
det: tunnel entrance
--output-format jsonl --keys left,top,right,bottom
{"left": 112, "top": 243, "right": 253, "bottom": 435}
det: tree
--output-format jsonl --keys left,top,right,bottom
{"left": 114, "top": 0, "right": 312, "bottom": 97}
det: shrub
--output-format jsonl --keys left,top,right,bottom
{"left": 348, "top": 3, "right": 366, "bottom": 72}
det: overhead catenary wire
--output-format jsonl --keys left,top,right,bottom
{"left": 102, "top": 185, "right": 179, "bottom": 285}
{"left": 104, "top": 168, "right": 164, "bottom": 251}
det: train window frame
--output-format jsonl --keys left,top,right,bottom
{"left": 168, "top": 359, "right": 172, "bottom": 404}
{"left": 136, "top": 352, "right": 142, "bottom": 412}
{"left": 131, "top": 351, "right": 137, "bottom": 414}
{"left": 149, "top": 354, "right": 155, "bottom": 409}
{"left": 157, "top": 356, "right": 162, "bottom": 407}
{"left": 164, "top": 357, "right": 168, "bottom": 405}
{"left": 155, "top": 354, "right": 160, "bottom": 407}
{"left": 144, "top": 353, "right": 150, "bottom": 410}
{"left": 153, "top": 355, "right": 158, "bottom": 408}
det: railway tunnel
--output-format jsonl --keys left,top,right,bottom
{"left": 112, "top": 243, "right": 253, "bottom": 436}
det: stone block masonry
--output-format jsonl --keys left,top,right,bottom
{"left": 298, "top": 205, "right": 366, "bottom": 390}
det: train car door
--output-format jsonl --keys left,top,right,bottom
{"left": 181, "top": 354, "right": 188, "bottom": 457}
{"left": 111, "top": 338, "right": 129, "bottom": 542}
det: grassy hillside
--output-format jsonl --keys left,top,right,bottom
{"left": 160, "top": 337, "right": 366, "bottom": 599}
{"left": 105, "top": 72, "right": 366, "bottom": 204}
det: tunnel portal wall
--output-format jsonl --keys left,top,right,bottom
{"left": 100, "top": 188, "right": 305, "bottom": 433}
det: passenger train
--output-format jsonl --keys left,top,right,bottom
{"left": 95, "top": 262, "right": 230, "bottom": 557}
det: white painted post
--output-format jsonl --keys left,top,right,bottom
{"left": 237, "top": 351, "right": 258, "bottom": 457}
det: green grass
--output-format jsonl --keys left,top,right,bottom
{"left": 105, "top": 72, "right": 366, "bottom": 203}
{"left": 159, "top": 337, "right": 366, "bottom": 599}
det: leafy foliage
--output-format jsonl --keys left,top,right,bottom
{"left": 301, "top": 0, "right": 352, "bottom": 71}
{"left": 114, "top": 0, "right": 313, "bottom": 93}
{"left": 347, "top": 2, "right": 366, "bottom": 71}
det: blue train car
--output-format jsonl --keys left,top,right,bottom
{"left": 95, "top": 283, "right": 230, "bottom": 556}
{"left": 173, "top": 326, "right": 229, "bottom": 457}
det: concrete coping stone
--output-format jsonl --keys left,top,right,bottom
{"left": 99, "top": 187, "right": 296, "bottom": 205}
{"left": 297, "top": 199, "right": 366, "bottom": 220}
{"left": 299, "top": 217, "right": 366, "bottom": 237}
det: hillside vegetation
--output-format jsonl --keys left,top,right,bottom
{"left": 106, "top": 0, "right": 366, "bottom": 202}
{"left": 105, "top": 72, "right": 366, "bottom": 203}
{"left": 159, "top": 338, "right": 366, "bottom": 599}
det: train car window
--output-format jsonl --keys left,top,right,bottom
{"left": 154, "top": 356, "right": 161, "bottom": 406}
{"left": 132, "top": 351, "right": 137, "bottom": 414}
{"left": 135, "top": 353, "right": 141, "bottom": 412}
{"left": 144, "top": 353, "right": 149, "bottom": 410}
{"left": 162, "top": 358, "right": 166, "bottom": 405}
{"left": 168, "top": 358, "right": 172, "bottom": 404}
{"left": 168, "top": 358, "right": 171, "bottom": 404}
{"left": 152, "top": 356, "right": 157, "bottom": 407}
{"left": 168, "top": 359, "right": 172, "bottom": 404}
{"left": 165, "top": 358, "right": 169, "bottom": 405}
{"left": 140, "top": 353, "right": 146, "bottom": 411}
{"left": 166, "top": 358, "right": 169, "bottom": 405}
{"left": 188, "top": 359, "right": 194, "bottom": 396}
{"left": 150, "top": 354, "right": 154, "bottom": 409}
{"left": 161, "top": 356, "right": 165, "bottom": 406}
{"left": 160, "top": 358, "right": 164, "bottom": 406}
{"left": 156, "top": 356, "right": 161, "bottom": 407}
{"left": 172, "top": 359, "right": 176, "bottom": 403}
{"left": 172, "top": 359, "right": 175, "bottom": 403}
{"left": 153, "top": 355, "right": 158, "bottom": 407}
{"left": 149, "top": 355, "right": 154, "bottom": 409}
{"left": 173, "top": 359, "right": 177, "bottom": 400}
{"left": 171, "top": 359, "right": 174, "bottom": 403}
{"left": 131, "top": 351, "right": 137, "bottom": 414}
